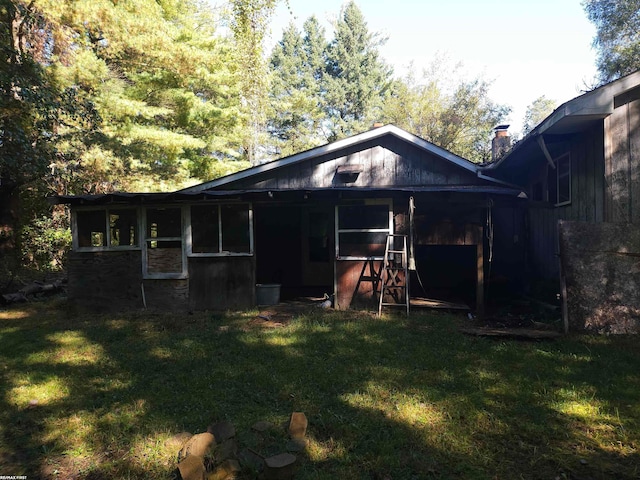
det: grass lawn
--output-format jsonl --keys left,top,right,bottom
{"left": 0, "top": 300, "right": 639, "bottom": 479}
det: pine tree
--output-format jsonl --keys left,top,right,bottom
{"left": 324, "top": 1, "right": 392, "bottom": 140}
{"left": 268, "top": 16, "right": 327, "bottom": 156}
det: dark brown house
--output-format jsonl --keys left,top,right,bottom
{"left": 484, "top": 70, "right": 640, "bottom": 332}
{"left": 56, "top": 125, "right": 525, "bottom": 313}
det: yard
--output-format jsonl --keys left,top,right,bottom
{"left": 0, "top": 300, "right": 639, "bottom": 479}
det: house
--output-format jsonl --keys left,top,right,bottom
{"left": 484, "top": 70, "right": 640, "bottom": 333}
{"left": 54, "top": 125, "right": 526, "bottom": 314}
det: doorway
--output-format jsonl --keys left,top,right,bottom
{"left": 254, "top": 204, "right": 334, "bottom": 300}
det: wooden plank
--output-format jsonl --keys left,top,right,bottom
{"left": 577, "top": 136, "right": 588, "bottom": 221}
{"left": 630, "top": 99, "right": 640, "bottom": 222}
{"left": 410, "top": 297, "right": 470, "bottom": 310}
{"left": 606, "top": 105, "right": 631, "bottom": 222}
{"left": 188, "top": 256, "right": 255, "bottom": 310}
{"left": 476, "top": 242, "right": 484, "bottom": 317}
{"left": 604, "top": 116, "right": 613, "bottom": 221}
{"left": 593, "top": 125, "right": 605, "bottom": 222}
{"left": 459, "top": 327, "right": 562, "bottom": 340}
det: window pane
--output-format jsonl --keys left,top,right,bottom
{"left": 110, "top": 209, "right": 138, "bottom": 247}
{"left": 221, "top": 205, "right": 250, "bottom": 253}
{"left": 191, "top": 205, "right": 220, "bottom": 253}
{"left": 339, "top": 232, "right": 387, "bottom": 257}
{"left": 339, "top": 205, "right": 389, "bottom": 229}
{"left": 77, "top": 210, "right": 106, "bottom": 247}
{"left": 146, "top": 208, "right": 181, "bottom": 238}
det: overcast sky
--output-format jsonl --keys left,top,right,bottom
{"left": 265, "top": 0, "right": 598, "bottom": 135}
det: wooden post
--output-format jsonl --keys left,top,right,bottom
{"left": 476, "top": 242, "right": 484, "bottom": 317}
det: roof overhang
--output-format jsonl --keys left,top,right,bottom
{"left": 52, "top": 185, "right": 525, "bottom": 206}
{"left": 484, "top": 69, "right": 640, "bottom": 174}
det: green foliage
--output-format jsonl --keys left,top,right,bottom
{"left": 266, "top": 1, "right": 393, "bottom": 151}
{"left": 324, "top": 1, "right": 393, "bottom": 141}
{"left": 20, "top": 214, "right": 71, "bottom": 271}
{"left": 382, "top": 59, "right": 510, "bottom": 163}
{"left": 583, "top": 0, "right": 640, "bottom": 83}
{"left": 229, "top": 0, "right": 279, "bottom": 164}
{"left": 522, "top": 95, "right": 558, "bottom": 136}
{"left": 0, "top": 1, "right": 98, "bottom": 187}
{"left": 268, "top": 17, "right": 328, "bottom": 156}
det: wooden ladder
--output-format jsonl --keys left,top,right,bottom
{"left": 378, "top": 234, "right": 410, "bottom": 316}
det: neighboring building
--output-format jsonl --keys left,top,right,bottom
{"left": 485, "top": 69, "right": 640, "bottom": 280}
{"left": 484, "top": 70, "right": 640, "bottom": 332}
{"left": 54, "top": 125, "right": 525, "bottom": 313}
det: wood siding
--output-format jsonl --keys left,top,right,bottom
{"left": 605, "top": 97, "right": 640, "bottom": 222}
{"left": 525, "top": 124, "right": 606, "bottom": 280}
{"left": 188, "top": 256, "right": 255, "bottom": 310}
{"left": 227, "top": 137, "right": 488, "bottom": 190}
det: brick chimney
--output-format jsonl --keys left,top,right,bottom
{"left": 491, "top": 125, "right": 511, "bottom": 161}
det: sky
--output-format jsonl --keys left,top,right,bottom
{"left": 264, "top": 0, "right": 598, "bottom": 135}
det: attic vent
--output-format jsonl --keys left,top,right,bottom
{"left": 336, "top": 165, "right": 363, "bottom": 175}
{"left": 335, "top": 164, "right": 363, "bottom": 184}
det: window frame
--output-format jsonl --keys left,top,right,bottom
{"left": 335, "top": 199, "right": 393, "bottom": 261}
{"left": 186, "top": 202, "right": 254, "bottom": 257}
{"left": 142, "top": 205, "right": 187, "bottom": 280}
{"left": 73, "top": 207, "right": 141, "bottom": 252}
{"left": 554, "top": 152, "right": 571, "bottom": 207}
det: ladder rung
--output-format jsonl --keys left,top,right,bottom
{"left": 381, "top": 302, "right": 408, "bottom": 306}
{"left": 388, "top": 250, "right": 405, "bottom": 254}
{"left": 382, "top": 285, "right": 406, "bottom": 290}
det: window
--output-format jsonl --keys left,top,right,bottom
{"left": 336, "top": 202, "right": 392, "bottom": 259}
{"left": 144, "top": 207, "right": 184, "bottom": 277}
{"left": 188, "top": 204, "right": 252, "bottom": 256}
{"left": 75, "top": 208, "right": 138, "bottom": 250}
{"left": 548, "top": 153, "right": 571, "bottom": 206}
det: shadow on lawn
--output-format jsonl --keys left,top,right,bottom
{"left": 0, "top": 301, "right": 638, "bottom": 479}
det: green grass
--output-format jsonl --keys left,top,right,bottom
{"left": 1, "top": 300, "right": 639, "bottom": 479}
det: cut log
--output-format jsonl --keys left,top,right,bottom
{"left": 263, "top": 453, "right": 297, "bottom": 480}
{"left": 1, "top": 280, "right": 64, "bottom": 305}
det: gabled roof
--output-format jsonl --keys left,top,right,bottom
{"left": 484, "top": 69, "right": 640, "bottom": 174}
{"left": 181, "top": 124, "right": 509, "bottom": 193}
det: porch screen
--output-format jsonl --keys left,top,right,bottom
{"left": 75, "top": 208, "right": 138, "bottom": 250}
{"left": 190, "top": 204, "right": 251, "bottom": 255}
{"left": 145, "top": 207, "right": 183, "bottom": 275}
{"left": 337, "top": 204, "right": 391, "bottom": 259}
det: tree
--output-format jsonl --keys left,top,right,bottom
{"left": 583, "top": 0, "right": 640, "bottom": 83}
{"left": 381, "top": 59, "right": 510, "bottom": 163}
{"left": 0, "top": 1, "right": 97, "bottom": 266}
{"left": 522, "top": 95, "right": 557, "bottom": 135}
{"left": 228, "top": 0, "right": 278, "bottom": 164}
{"left": 324, "top": 1, "right": 393, "bottom": 141}
{"left": 268, "top": 16, "right": 328, "bottom": 156}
